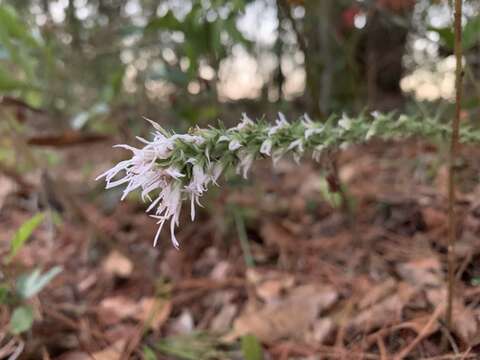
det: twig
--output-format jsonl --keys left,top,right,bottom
{"left": 393, "top": 304, "right": 443, "bottom": 360}
{"left": 446, "top": 0, "right": 463, "bottom": 330}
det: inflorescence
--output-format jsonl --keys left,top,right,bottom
{"left": 97, "top": 112, "right": 479, "bottom": 248}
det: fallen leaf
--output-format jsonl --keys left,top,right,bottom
{"left": 351, "top": 282, "right": 416, "bottom": 332}
{"left": 98, "top": 296, "right": 138, "bottom": 325}
{"left": 210, "top": 261, "right": 231, "bottom": 281}
{"left": 396, "top": 257, "right": 443, "bottom": 288}
{"left": 246, "top": 268, "right": 295, "bottom": 303}
{"left": 210, "top": 304, "right": 238, "bottom": 333}
{"left": 102, "top": 251, "right": 133, "bottom": 278}
{"left": 137, "top": 298, "right": 172, "bottom": 331}
{"left": 55, "top": 352, "right": 91, "bottom": 360}
{"left": 98, "top": 295, "right": 171, "bottom": 330}
{"left": 91, "top": 339, "right": 126, "bottom": 360}
{"left": 0, "top": 176, "right": 15, "bottom": 210}
{"left": 422, "top": 207, "right": 447, "bottom": 231}
{"left": 229, "top": 284, "right": 338, "bottom": 342}
{"left": 358, "top": 278, "right": 397, "bottom": 310}
{"left": 306, "top": 317, "right": 335, "bottom": 344}
{"left": 452, "top": 303, "right": 479, "bottom": 345}
{"left": 170, "top": 310, "right": 194, "bottom": 335}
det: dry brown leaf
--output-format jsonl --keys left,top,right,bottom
{"left": 210, "top": 261, "right": 231, "bottom": 281}
{"left": 91, "top": 340, "right": 126, "bottom": 360}
{"left": 358, "top": 278, "right": 397, "bottom": 310}
{"left": 169, "top": 310, "right": 195, "bottom": 334}
{"left": 422, "top": 207, "right": 447, "bottom": 231}
{"left": 55, "top": 352, "right": 91, "bottom": 360}
{"left": 351, "top": 283, "right": 416, "bottom": 332}
{"left": 246, "top": 268, "right": 295, "bottom": 303}
{"left": 210, "top": 304, "right": 238, "bottom": 333}
{"left": 102, "top": 251, "right": 133, "bottom": 278}
{"left": 229, "top": 284, "right": 338, "bottom": 342}
{"left": 0, "top": 176, "right": 15, "bottom": 210}
{"left": 98, "top": 296, "right": 171, "bottom": 330}
{"left": 396, "top": 257, "right": 443, "bottom": 288}
{"left": 98, "top": 296, "right": 138, "bottom": 325}
{"left": 137, "top": 298, "right": 172, "bottom": 331}
{"left": 306, "top": 318, "right": 335, "bottom": 344}
{"left": 394, "top": 313, "right": 440, "bottom": 336}
{"left": 452, "top": 303, "right": 479, "bottom": 345}
{"left": 260, "top": 221, "right": 296, "bottom": 250}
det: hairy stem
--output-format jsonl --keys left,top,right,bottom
{"left": 446, "top": 0, "right": 463, "bottom": 330}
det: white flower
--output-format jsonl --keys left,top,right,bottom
{"left": 150, "top": 183, "right": 183, "bottom": 248}
{"left": 338, "top": 113, "right": 352, "bottom": 130}
{"left": 268, "top": 113, "right": 289, "bottom": 136}
{"left": 236, "top": 149, "right": 255, "bottom": 179}
{"left": 312, "top": 144, "right": 326, "bottom": 162}
{"left": 288, "top": 139, "right": 304, "bottom": 153}
{"left": 260, "top": 139, "right": 273, "bottom": 156}
{"left": 218, "top": 135, "right": 230, "bottom": 143}
{"left": 228, "top": 139, "right": 242, "bottom": 151}
{"left": 302, "top": 114, "right": 324, "bottom": 139}
{"left": 272, "top": 148, "right": 286, "bottom": 166}
{"left": 209, "top": 162, "right": 224, "bottom": 185}
{"left": 231, "top": 113, "right": 254, "bottom": 131}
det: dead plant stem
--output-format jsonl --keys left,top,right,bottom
{"left": 446, "top": 0, "right": 463, "bottom": 330}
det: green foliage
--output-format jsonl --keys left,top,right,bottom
{"left": 142, "top": 346, "right": 157, "bottom": 360}
{"left": 0, "top": 4, "right": 44, "bottom": 95}
{"left": 16, "top": 267, "right": 62, "bottom": 299}
{"left": 7, "top": 212, "right": 45, "bottom": 263}
{"left": 429, "top": 14, "right": 480, "bottom": 51}
{"left": 9, "top": 305, "right": 34, "bottom": 335}
{"left": 241, "top": 334, "right": 264, "bottom": 360}
{"left": 156, "top": 333, "right": 225, "bottom": 360}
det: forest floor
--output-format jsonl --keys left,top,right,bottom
{"left": 2, "top": 137, "right": 480, "bottom": 359}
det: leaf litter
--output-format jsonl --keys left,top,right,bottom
{"left": 2, "top": 140, "right": 480, "bottom": 358}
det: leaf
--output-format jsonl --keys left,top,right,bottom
{"left": 146, "top": 11, "right": 182, "bottom": 32}
{"left": 463, "top": 15, "right": 480, "bottom": 51}
{"left": 9, "top": 305, "right": 34, "bottom": 334}
{"left": 0, "top": 5, "right": 40, "bottom": 48}
{"left": 16, "top": 266, "right": 62, "bottom": 299}
{"left": 7, "top": 212, "right": 44, "bottom": 262}
{"left": 142, "top": 346, "right": 157, "bottom": 360}
{"left": 156, "top": 333, "right": 224, "bottom": 360}
{"left": 428, "top": 15, "right": 480, "bottom": 51}
{"left": 0, "top": 283, "right": 9, "bottom": 304}
{"left": 0, "top": 66, "right": 33, "bottom": 92}
{"left": 241, "top": 334, "right": 264, "bottom": 360}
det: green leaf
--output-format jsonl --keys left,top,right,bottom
{"left": 0, "top": 66, "right": 34, "bottom": 92}
{"left": 241, "top": 334, "right": 264, "bottom": 360}
{"left": 146, "top": 11, "right": 182, "bottom": 32}
{"left": 16, "top": 266, "right": 62, "bottom": 299}
{"left": 0, "top": 284, "right": 9, "bottom": 304}
{"left": 142, "top": 346, "right": 157, "bottom": 360}
{"left": 7, "top": 212, "right": 45, "bottom": 262}
{"left": 463, "top": 15, "right": 480, "bottom": 51}
{"left": 9, "top": 306, "right": 34, "bottom": 334}
{"left": 0, "top": 5, "right": 40, "bottom": 48}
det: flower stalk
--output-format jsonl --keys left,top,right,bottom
{"left": 98, "top": 112, "right": 477, "bottom": 247}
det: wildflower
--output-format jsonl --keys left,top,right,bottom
{"left": 236, "top": 149, "right": 255, "bottom": 178}
{"left": 260, "top": 139, "right": 273, "bottom": 156}
{"left": 228, "top": 139, "right": 242, "bottom": 151}
{"left": 268, "top": 113, "right": 289, "bottom": 136}
{"left": 98, "top": 112, "right": 442, "bottom": 248}
{"left": 338, "top": 113, "right": 352, "bottom": 130}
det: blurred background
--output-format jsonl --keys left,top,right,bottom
{"left": 0, "top": 0, "right": 480, "bottom": 359}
